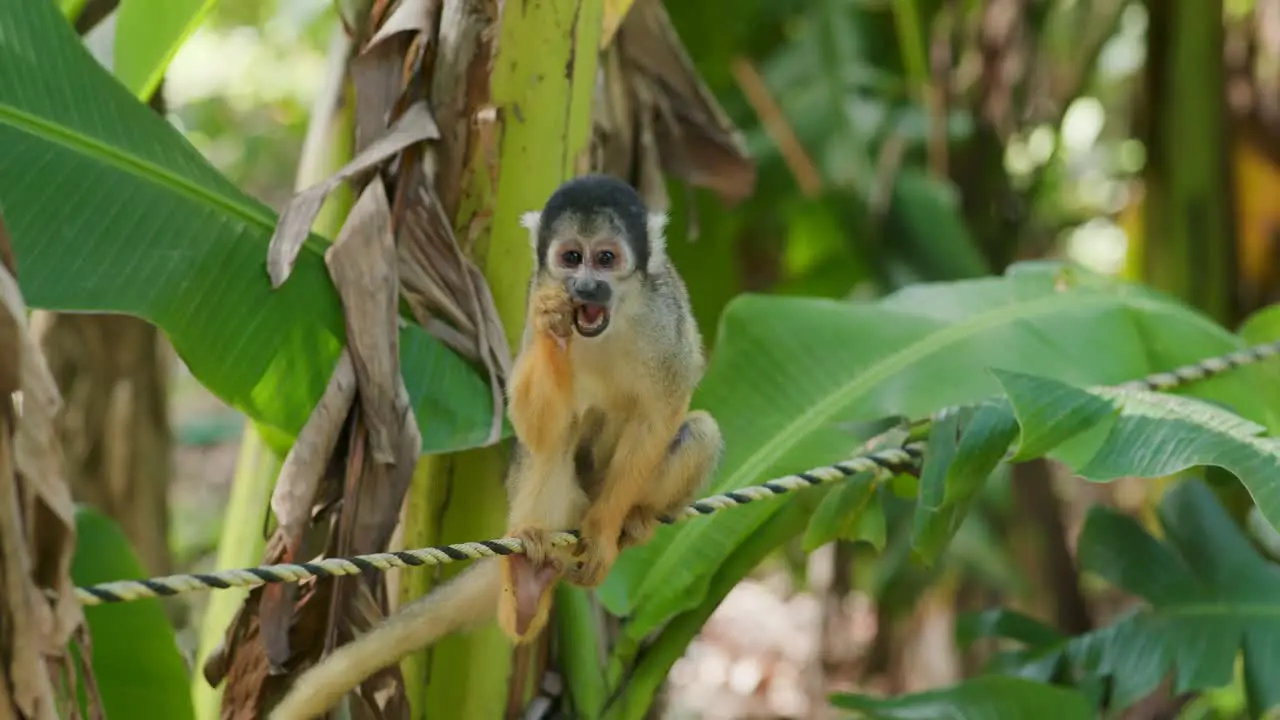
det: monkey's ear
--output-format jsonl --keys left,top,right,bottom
{"left": 646, "top": 212, "right": 669, "bottom": 275}
{"left": 520, "top": 211, "right": 541, "bottom": 253}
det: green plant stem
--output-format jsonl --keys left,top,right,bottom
{"left": 891, "top": 0, "right": 929, "bottom": 91}
{"left": 190, "top": 426, "right": 280, "bottom": 720}
{"left": 404, "top": 2, "right": 605, "bottom": 715}
{"left": 557, "top": 585, "right": 607, "bottom": 717}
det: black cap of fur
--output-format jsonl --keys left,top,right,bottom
{"left": 537, "top": 174, "right": 650, "bottom": 273}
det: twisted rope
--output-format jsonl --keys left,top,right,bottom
{"left": 75, "top": 339, "right": 1280, "bottom": 606}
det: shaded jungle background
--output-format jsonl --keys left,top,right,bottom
{"left": 19, "top": 0, "right": 1280, "bottom": 718}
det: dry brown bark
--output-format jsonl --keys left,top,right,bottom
{"left": 0, "top": 212, "right": 102, "bottom": 720}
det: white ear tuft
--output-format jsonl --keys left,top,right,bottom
{"left": 520, "top": 211, "right": 542, "bottom": 252}
{"left": 646, "top": 211, "right": 669, "bottom": 274}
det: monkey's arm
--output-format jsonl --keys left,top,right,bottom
{"left": 507, "top": 282, "right": 575, "bottom": 455}
{"left": 497, "top": 281, "right": 587, "bottom": 643}
{"left": 269, "top": 559, "right": 502, "bottom": 720}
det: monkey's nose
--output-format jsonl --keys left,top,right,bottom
{"left": 570, "top": 278, "right": 611, "bottom": 305}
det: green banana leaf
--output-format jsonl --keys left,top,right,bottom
{"left": 910, "top": 400, "right": 1018, "bottom": 564}
{"left": 0, "top": 0, "right": 495, "bottom": 454}
{"left": 70, "top": 506, "right": 195, "bottom": 720}
{"left": 113, "top": 0, "right": 218, "bottom": 99}
{"left": 599, "top": 261, "right": 1280, "bottom": 668}
{"left": 830, "top": 675, "right": 1095, "bottom": 720}
{"left": 994, "top": 369, "right": 1280, "bottom": 530}
{"left": 968, "top": 478, "right": 1280, "bottom": 716}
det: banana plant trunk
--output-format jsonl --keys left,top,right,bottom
{"left": 397, "top": 1, "right": 603, "bottom": 717}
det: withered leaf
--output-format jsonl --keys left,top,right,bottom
{"left": 395, "top": 169, "right": 511, "bottom": 445}
{"left": 269, "top": 349, "right": 356, "bottom": 558}
{"left": 366, "top": 0, "right": 435, "bottom": 50}
{"left": 267, "top": 101, "right": 441, "bottom": 287}
{"left": 325, "top": 178, "right": 405, "bottom": 465}
{"left": 615, "top": 0, "right": 757, "bottom": 205}
{"left": 0, "top": 213, "right": 90, "bottom": 719}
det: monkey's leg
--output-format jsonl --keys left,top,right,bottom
{"left": 620, "top": 410, "right": 723, "bottom": 549}
{"left": 499, "top": 449, "right": 588, "bottom": 643}
{"left": 569, "top": 410, "right": 684, "bottom": 587}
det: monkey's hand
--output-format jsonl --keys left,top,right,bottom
{"left": 531, "top": 282, "right": 574, "bottom": 347}
{"left": 499, "top": 527, "right": 569, "bottom": 644}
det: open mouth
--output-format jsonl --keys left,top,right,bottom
{"left": 574, "top": 303, "right": 610, "bottom": 338}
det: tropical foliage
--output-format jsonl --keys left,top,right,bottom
{"left": 5, "top": 0, "right": 1280, "bottom": 719}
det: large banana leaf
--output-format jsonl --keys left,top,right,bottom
{"left": 114, "top": 0, "right": 218, "bottom": 100}
{"left": 0, "top": 0, "right": 495, "bottom": 453}
{"left": 830, "top": 676, "right": 1095, "bottom": 720}
{"left": 969, "top": 479, "right": 1280, "bottom": 716}
{"left": 599, "top": 262, "right": 1280, "bottom": 647}
{"left": 994, "top": 369, "right": 1280, "bottom": 528}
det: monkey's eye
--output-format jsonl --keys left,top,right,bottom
{"left": 561, "top": 250, "right": 583, "bottom": 266}
{"left": 595, "top": 250, "right": 616, "bottom": 268}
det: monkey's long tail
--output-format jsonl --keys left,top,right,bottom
{"left": 269, "top": 558, "right": 502, "bottom": 720}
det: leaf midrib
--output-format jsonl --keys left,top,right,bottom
{"left": 1160, "top": 602, "right": 1280, "bottom": 617}
{"left": 718, "top": 290, "right": 1122, "bottom": 491}
{"left": 0, "top": 103, "right": 326, "bottom": 258}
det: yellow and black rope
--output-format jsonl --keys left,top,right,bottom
{"left": 74, "top": 339, "right": 1280, "bottom": 607}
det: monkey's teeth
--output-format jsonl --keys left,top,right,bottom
{"left": 575, "top": 305, "right": 609, "bottom": 335}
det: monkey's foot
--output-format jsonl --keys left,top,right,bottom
{"left": 512, "top": 527, "right": 563, "bottom": 566}
{"left": 566, "top": 533, "right": 617, "bottom": 588}
{"left": 531, "top": 283, "right": 574, "bottom": 342}
{"left": 499, "top": 528, "right": 566, "bottom": 643}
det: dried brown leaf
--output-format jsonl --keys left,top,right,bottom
{"left": 0, "top": 214, "right": 92, "bottom": 719}
{"left": 213, "top": 575, "right": 342, "bottom": 719}
{"left": 353, "top": 36, "right": 413, "bottom": 155}
{"left": 269, "top": 350, "right": 356, "bottom": 554}
{"left": 395, "top": 168, "right": 510, "bottom": 444}
{"left": 325, "top": 178, "right": 404, "bottom": 465}
{"left": 267, "top": 101, "right": 440, "bottom": 287}
{"left": 1, "top": 417, "right": 47, "bottom": 720}
{"left": 331, "top": 384, "right": 420, "bottom": 562}
{"left": 367, "top": 0, "right": 436, "bottom": 50}
{"left": 258, "top": 350, "right": 356, "bottom": 664}
{"left": 614, "top": 0, "right": 756, "bottom": 205}
{"left": 3, "top": 275, "right": 79, "bottom": 658}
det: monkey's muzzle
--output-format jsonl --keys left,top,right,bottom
{"left": 574, "top": 304, "right": 610, "bottom": 338}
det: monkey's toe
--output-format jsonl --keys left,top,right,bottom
{"left": 566, "top": 536, "right": 615, "bottom": 587}
{"left": 512, "top": 527, "right": 562, "bottom": 568}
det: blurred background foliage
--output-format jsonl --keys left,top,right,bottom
{"left": 39, "top": 0, "right": 1280, "bottom": 717}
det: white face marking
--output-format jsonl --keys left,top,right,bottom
{"left": 520, "top": 211, "right": 542, "bottom": 253}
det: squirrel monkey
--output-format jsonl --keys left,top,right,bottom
{"left": 269, "top": 175, "right": 723, "bottom": 719}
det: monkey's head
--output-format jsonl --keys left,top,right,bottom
{"left": 521, "top": 174, "right": 669, "bottom": 339}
